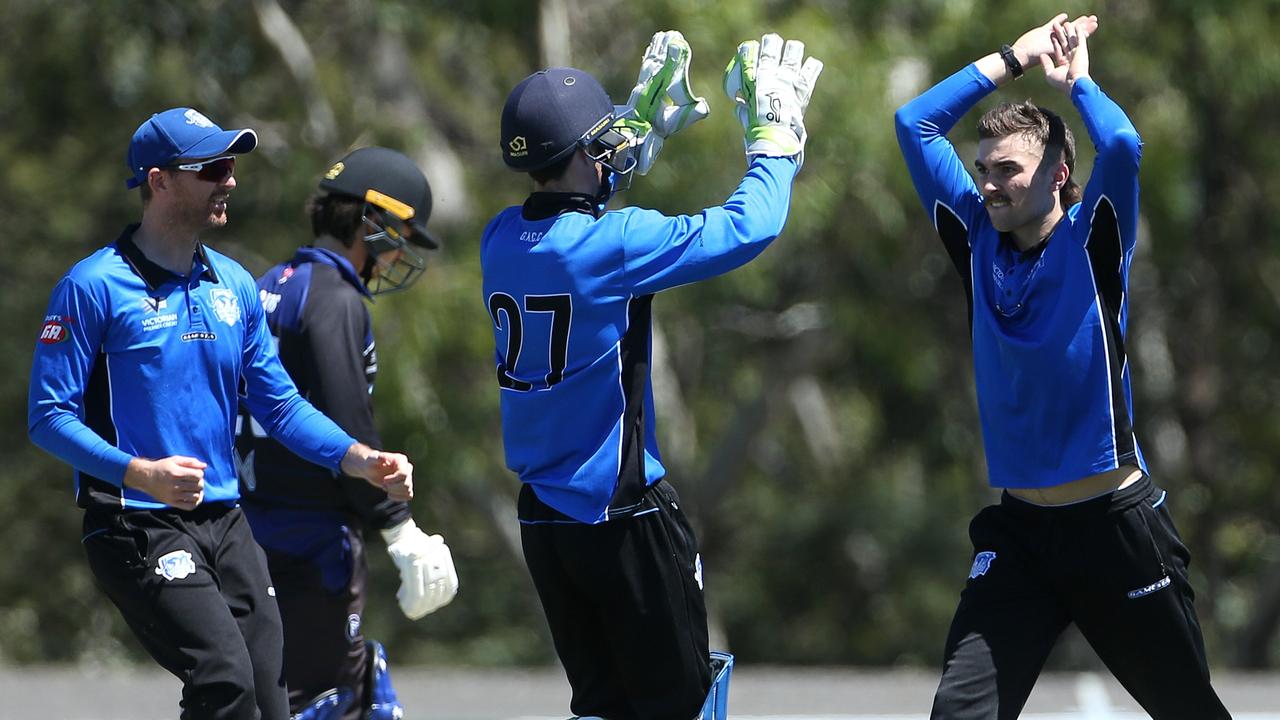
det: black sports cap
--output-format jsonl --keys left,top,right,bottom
{"left": 501, "top": 67, "right": 615, "bottom": 173}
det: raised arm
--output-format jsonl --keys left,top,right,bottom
{"left": 1051, "top": 20, "right": 1142, "bottom": 254}
{"left": 621, "top": 155, "right": 797, "bottom": 296}
{"left": 621, "top": 33, "right": 819, "bottom": 296}
{"left": 893, "top": 64, "right": 991, "bottom": 232}
{"left": 894, "top": 14, "right": 1099, "bottom": 232}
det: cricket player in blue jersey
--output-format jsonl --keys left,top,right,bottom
{"left": 895, "top": 14, "right": 1231, "bottom": 719}
{"left": 482, "top": 32, "right": 821, "bottom": 720}
{"left": 27, "top": 108, "right": 414, "bottom": 720}
{"left": 238, "top": 146, "right": 458, "bottom": 720}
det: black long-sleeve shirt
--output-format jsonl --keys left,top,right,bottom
{"left": 237, "top": 246, "right": 409, "bottom": 530}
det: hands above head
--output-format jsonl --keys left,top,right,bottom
{"left": 723, "top": 33, "right": 823, "bottom": 169}
{"left": 381, "top": 518, "right": 459, "bottom": 620}
{"left": 1039, "top": 15, "right": 1094, "bottom": 93}
{"left": 615, "top": 30, "right": 711, "bottom": 175}
{"left": 341, "top": 443, "right": 413, "bottom": 502}
{"left": 1011, "top": 13, "right": 1098, "bottom": 92}
{"left": 125, "top": 455, "right": 206, "bottom": 510}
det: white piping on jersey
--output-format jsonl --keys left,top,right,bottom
{"left": 105, "top": 352, "right": 126, "bottom": 508}
{"left": 932, "top": 198, "right": 973, "bottom": 245}
{"left": 932, "top": 199, "right": 978, "bottom": 341}
{"left": 610, "top": 296, "right": 632, "bottom": 500}
{"left": 1083, "top": 194, "right": 1123, "bottom": 471}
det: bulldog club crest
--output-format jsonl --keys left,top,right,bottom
{"left": 969, "top": 551, "right": 997, "bottom": 579}
{"left": 155, "top": 550, "right": 197, "bottom": 581}
{"left": 210, "top": 289, "right": 241, "bottom": 327}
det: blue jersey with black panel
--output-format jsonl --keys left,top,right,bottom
{"left": 28, "top": 225, "right": 356, "bottom": 510}
{"left": 481, "top": 156, "right": 797, "bottom": 524}
{"left": 895, "top": 64, "right": 1148, "bottom": 488}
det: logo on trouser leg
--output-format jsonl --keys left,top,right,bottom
{"left": 694, "top": 553, "right": 704, "bottom": 590}
{"left": 155, "top": 550, "right": 196, "bottom": 580}
{"left": 968, "top": 551, "right": 996, "bottom": 579}
{"left": 346, "top": 613, "right": 361, "bottom": 641}
{"left": 1127, "top": 575, "right": 1171, "bottom": 599}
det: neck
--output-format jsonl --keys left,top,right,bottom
{"left": 133, "top": 211, "right": 201, "bottom": 274}
{"left": 536, "top": 177, "right": 599, "bottom": 194}
{"left": 1011, "top": 205, "right": 1064, "bottom": 252}
{"left": 535, "top": 152, "right": 601, "bottom": 195}
{"left": 314, "top": 233, "right": 366, "bottom": 269}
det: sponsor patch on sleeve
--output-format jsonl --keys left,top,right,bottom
{"left": 37, "top": 316, "right": 72, "bottom": 344}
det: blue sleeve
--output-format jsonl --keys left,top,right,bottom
{"left": 894, "top": 63, "right": 995, "bottom": 236}
{"left": 239, "top": 282, "right": 355, "bottom": 471}
{"left": 620, "top": 155, "right": 798, "bottom": 296}
{"left": 28, "top": 276, "right": 134, "bottom": 483}
{"left": 1072, "top": 77, "right": 1142, "bottom": 253}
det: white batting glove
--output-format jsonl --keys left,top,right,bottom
{"left": 381, "top": 518, "right": 458, "bottom": 620}
{"left": 723, "top": 33, "right": 823, "bottom": 168}
{"left": 614, "top": 30, "right": 711, "bottom": 175}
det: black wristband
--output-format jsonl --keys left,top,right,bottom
{"left": 999, "top": 44, "right": 1024, "bottom": 78}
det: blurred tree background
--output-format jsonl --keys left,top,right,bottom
{"left": 2, "top": 0, "right": 1278, "bottom": 673}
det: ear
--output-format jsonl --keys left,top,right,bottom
{"left": 147, "top": 167, "right": 170, "bottom": 194}
{"left": 1053, "top": 160, "right": 1070, "bottom": 190}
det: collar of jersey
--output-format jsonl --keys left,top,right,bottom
{"left": 116, "top": 223, "right": 218, "bottom": 291}
{"left": 292, "top": 246, "right": 373, "bottom": 299}
{"left": 998, "top": 215, "right": 1066, "bottom": 261}
{"left": 522, "top": 192, "right": 600, "bottom": 221}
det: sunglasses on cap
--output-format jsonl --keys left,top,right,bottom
{"left": 169, "top": 156, "right": 236, "bottom": 183}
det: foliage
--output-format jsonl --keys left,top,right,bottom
{"left": 2, "top": 0, "right": 1278, "bottom": 671}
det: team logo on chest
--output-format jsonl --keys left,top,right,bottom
{"left": 155, "top": 549, "right": 197, "bottom": 581}
{"left": 210, "top": 289, "right": 241, "bottom": 327}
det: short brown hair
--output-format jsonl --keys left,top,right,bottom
{"left": 977, "top": 101, "right": 1081, "bottom": 207}
{"left": 529, "top": 153, "right": 574, "bottom": 185}
{"left": 307, "top": 193, "right": 364, "bottom": 247}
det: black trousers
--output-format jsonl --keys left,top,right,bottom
{"left": 930, "top": 476, "right": 1231, "bottom": 719}
{"left": 244, "top": 506, "right": 370, "bottom": 720}
{"left": 82, "top": 503, "right": 288, "bottom": 720}
{"left": 520, "top": 480, "right": 712, "bottom": 720}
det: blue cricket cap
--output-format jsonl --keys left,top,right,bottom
{"left": 501, "top": 67, "right": 614, "bottom": 172}
{"left": 125, "top": 108, "right": 258, "bottom": 189}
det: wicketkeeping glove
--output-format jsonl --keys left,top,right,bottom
{"left": 723, "top": 33, "right": 823, "bottom": 168}
{"left": 381, "top": 518, "right": 458, "bottom": 620}
{"left": 614, "top": 30, "right": 711, "bottom": 175}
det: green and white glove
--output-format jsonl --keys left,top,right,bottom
{"left": 723, "top": 33, "right": 823, "bottom": 168}
{"left": 614, "top": 30, "right": 711, "bottom": 175}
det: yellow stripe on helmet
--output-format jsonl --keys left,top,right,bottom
{"left": 365, "top": 189, "right": 415, "bottom": 220}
